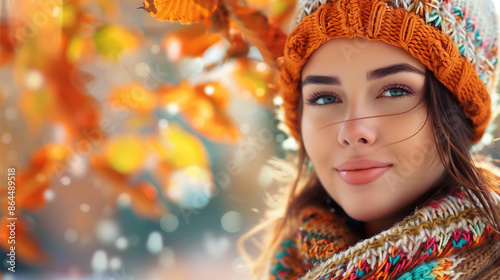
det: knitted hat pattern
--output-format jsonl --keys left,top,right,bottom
{"left": 279, "top": 0, "right": 499, "bottom": 142}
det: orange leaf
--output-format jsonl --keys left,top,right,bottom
{"left": 43, "top": 57, "right": 101, "bottom": 140}
{"left": 141, "top": 0, "right": 218, "bottom": 24}
{"left": 0, "top": 216, "right": 48, "bottom": 263}
{"left": 232, "top": 58, "right": 280, "bottom": 105}
{"left": 225, "top": 28, "right": 250, "bottom": 59}
{"left": 267, "top": 0, "right": 298, "bottom": 27}
{"left": 0, "top": 143, "right": 73, "bottom": 213}
{"left": 159, "top": 81, "right": 240, "bottom": 142}
{"left": 109, "top": 83, "right": 158, "bottom": 113}
{"left": 91, "top": 154, "right": 168, "bottom": 220}
{"left": 14, "top": 177, "right": 49, "bottom": 212}
{"left": 18, "top": 89, "right": 56, "bottom": 133}
{"left": 229, "top": 3, "right": 287, "bottom": 68}
{"left": 0, "top": 23, "right": 16, "bottom": 67}
{"left": 245, "top": 0, "right": 271, "bottom": 10}
{"left": 162, "top": 25, "right": 223, "bottom": 61}
{"left": 207, "top": 1, "right": 231, "bottom": 37}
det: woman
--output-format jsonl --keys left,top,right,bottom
{"left": 242, "top": 0, "right": 500, "bottom": 279}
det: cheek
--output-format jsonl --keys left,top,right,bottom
{"left": 393, "top": 119, "right": 443, "bottom": 179}
{"left": 383, "top": 110, "right": 429, "bottom": 144}
{"left": 301, "top": 115, "right": 337, "bottom": 168}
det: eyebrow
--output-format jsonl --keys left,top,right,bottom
{"left": 301, "top": 63, "right": 425, "bottom": 87}
{"left": 302, "top": 75, "right": 341, "bottom": 86}
{"left": 367, "top": 63, "right": 425, "bottom": 80}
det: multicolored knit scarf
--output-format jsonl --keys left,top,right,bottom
{"left": 271, "top": 188, "right": 500, "bottom": 279}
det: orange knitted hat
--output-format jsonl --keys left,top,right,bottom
{"left": 279, "top": 0, "right": 499, "bottom": 142}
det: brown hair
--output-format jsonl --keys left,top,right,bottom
{"left": 239, "top": 70, "right": 500, "bottom": 279}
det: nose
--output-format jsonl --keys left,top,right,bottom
{"left": 337, "top": 118, "right": 377, "bottom": 147}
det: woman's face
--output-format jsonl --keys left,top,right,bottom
{"left": 301, "top": 38, "right": 446, "bottom": 227}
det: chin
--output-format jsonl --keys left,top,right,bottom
{"left": 340, "top": 201, "right": 401, "bottom": 223}
{"left": 344, "top": 208, "right": 386, "bottom": 222}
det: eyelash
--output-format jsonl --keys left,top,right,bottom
{"left": 305, "top": 91, "right": 339, "bottom": 105}
{"left": 305, "top": 84, "right": 415, "bottom": 105}
{"left": 380, "top": 84, "right": 415, "bottom": 97}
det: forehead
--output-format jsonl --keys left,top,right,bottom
{"left": 301, "top": 38, "right": 426, "bottom": 77}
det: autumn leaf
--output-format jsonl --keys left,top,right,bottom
{"left": 13, "top": 177, "right": 50, "bottom": 212}
{"left": 15, "top": 45, "right": 102, "bottom": 140}
{"left": 229, "top": 3, "right": 287, "bottom": 68}
{"left": 268, "top": 0, "right": 298, "bottom": 27}
{"left": 18, "top": 89, "right": 56, "bottom": 132}
{"left": 245, "top": 0, "right": 273, "bottom": 9}
{"left": 93, "top": 24, "right": 139, "bottom": 60}
{"left": 67, "top": 36, "right": 96, "bottom": 63}
{"left": 0, "top": 216, "right": 48, "bottom": 263}
{"left": 159, "top": 81, "right": 240, "bottom": 142}
{"left": 162, "top": 24, "right": 223, "bottom": 61}
{"left": 0, "top": 23, "right": 16, "bottom": 67}
{"left": 207, "top": 1, "right": 231, "bottom": 37}
{"left": 104, "top": 134, "right": 149, "bottom": 174}
{"left": 0, "top": 143, "right": 73, "bottom": 213}
{"left": 140, "top": 0, "right": 218, "bottom": 24}
{"left": 45, "top": 58, "right": 101, "bottom": 140}
{"left": 146, "top": 122, "right": 213, "bottom": 204}
{"left": 109, "top": 83, "right": 158, "bottom": 113}
{"left": 149, "top": 122, "right": 210, "bottom": 168}
{"left": 91, "top": 154, "right": 168, "bottom": 220}
{"left": 232, "top": 58, "right": 280, "bottom": 105}
{"left": 225, "top": 28, "right": 250, "bottom": 59}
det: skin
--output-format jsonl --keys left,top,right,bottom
{"left": 301, "top": 38, "right": 446, "bottom": 236}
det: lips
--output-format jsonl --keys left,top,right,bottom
{"left": 336, "top": 159, "right": 392, "bottom": 185}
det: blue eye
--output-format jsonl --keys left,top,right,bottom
{"left": 380, "top": 85, "right": 414, "bottom": 98}
{"left": 306, "top": 93, "right": 340, "bottom": 105}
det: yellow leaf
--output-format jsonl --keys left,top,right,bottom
{"left": 94, "top": 24, "right": 139, "bottom": 60}
{"left": 67, "top": 36, "right": 96, "bottom": 63}
{"left": 154, "top": 122, "right": 209, "bottom": 168}
{"left": 141, "top": 0, "right": 218, "bottom": 24}
{"left": 105, "top": 134, "right": 149, "bottom": 174}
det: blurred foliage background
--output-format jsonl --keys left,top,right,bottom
{"left": 0, "top": 1, "right": 499, "bottom": 280}
{"left": 0, "top": 0, "right": 301, "bottom": 279}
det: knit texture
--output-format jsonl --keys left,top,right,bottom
{"left": 279, "top": 0, "right": 499, "bottom": 142}
{"left": 270, "top": 188, "right": 500, "bottom": 280}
